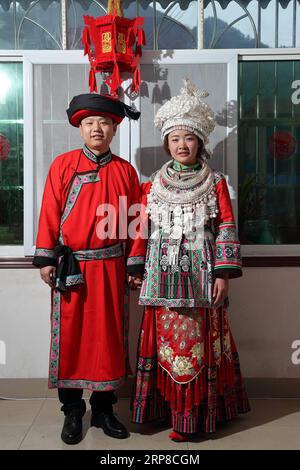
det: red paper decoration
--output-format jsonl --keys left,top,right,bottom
{"left": 0, "top": 134, "right": 10, "bottom": 162}
{"left": 268, "top": 131, "right": 297, "bottom": 160}
{"left": 82, "top": 0, "right": 145, "bottom": 96}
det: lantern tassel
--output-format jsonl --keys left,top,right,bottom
{"left": 127, "top": 28, "right": 136, "bottom": 47}
{"left": 137, "top": 28, "right": 146, "bottom": 46}
{"left": 82, "top": 27, "right": 90, "bottom": 56}
{"left": 132, "top": 67, "right": 141, "bottom": 93}
{"left": 105, "top": 62, "right": 122, "bottom": 96}
{"left": 89, "top": 68, "right": 98, "bottom": 93}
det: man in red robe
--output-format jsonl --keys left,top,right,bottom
{"left": 33, "top": 93, "right": 144, "bottom": 444}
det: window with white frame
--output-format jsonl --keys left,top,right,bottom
{"left": 238, "top": 58, "right": 300, "bottom": 246}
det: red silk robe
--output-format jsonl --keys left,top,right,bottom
{"left": 33, "top": 148, "right": 145, "bottom": 391}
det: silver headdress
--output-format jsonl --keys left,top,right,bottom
{"left": 154, "top": 78, "right": 215, "bottom": 159}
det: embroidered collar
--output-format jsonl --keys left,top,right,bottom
{"left": 146, "top": 159, "right": 218, "bottom": 267}
{"left": 172, "top": 160, "right": 201, "bottom": 172}
{"left": 83, "top": 145, "right": 112, "bottom": 166}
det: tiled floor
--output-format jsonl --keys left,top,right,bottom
{"left": 0, "top": 398, "right": 300, "bottom": 450}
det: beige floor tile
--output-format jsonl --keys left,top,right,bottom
{"left": 33, "top": 398, "right": 65, "bottom": 426}
{"left": 210, "top": 425, "right": 300, "bottom": 450}
{"left": 22, "top": 411, "right": 187, "bottom": 449}
{"left": 3, "top": 398, "right": 300, "bottom": 450}
{"left": 19, "top": 424, "right": 74, "bottom": 450}
{"left": 19, "top": 424, "right": 189, "bottom": 451}
{"left": 70, "top": 428, "right": 188, "bottom": 451}
{"left": 0, "top": 425, "right": 29, "bottom": 450}
{"left": 186, "top": 438, "right": 214, "bottom": 450}
{"left": 246, "top": 399, "right": 300, "bottom": 428}
{"left": 0, "top": 399, "right": 44, "bottom": 426}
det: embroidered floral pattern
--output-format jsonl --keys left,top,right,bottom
{"left": 75, "top": 244, "right": 123, "bottom": 261}
{"left": 213, "top": 338, "right": 221, "bottom": 362}
{"left": 49, "top": 290, "right": 61, "bottom": 387}
{"left": 156, "top": 307, "right": 205, "bottom": 383}
{"left": 65, "top": 274, "right": 84, "bottom": 286}
{"left": 140, "top": 230, "right": 216, "bottom": 308}
{"left": 83, "top": 145, "right": 112, "bottom": 166}
{"left": 61, "top": 173, "right": 100, "bottom": 227}
{"left": 223, "top": 331, "right": 232, "bottom": 357}
{"left": 34, "top": 248, "right": 55, "bottom": 258}
{"left": 159, "top": 344, "right": 174, "bottom": 362}
{"left": 215, "top": 222, "right": 242, "bottom": 274}
{"left": 127, "top": 256, "right": 145, "bottom": 266}
{"left": 191, "top": 342, "right": 204, "bottom": 363}
{"left": 172, "top": 356, "right": 194, "bottom": 376}
{"left": 55, "top": 377, "right": 125, "bottom": 391}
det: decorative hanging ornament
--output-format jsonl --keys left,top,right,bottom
{"left": 0, "top": 134, "right": 10, "bottom": 162}
{"left": 268, "top": 131, "right": 297, "bottom": 160}
{"left": 82, "top": 0, "right": 146, "bottom": 96}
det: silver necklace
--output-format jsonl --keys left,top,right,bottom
{"left": 147, "top": 160, "right": 218, "bottom": 266}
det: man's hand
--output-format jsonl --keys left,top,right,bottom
{"left": 127, "top": 274, "right": 142, "bottom": 290}
{"left": 213, "top": 276, "right": 229, "bottom": 307}
{"left": 40, "top": 266, "right": 56, "bottom": 288}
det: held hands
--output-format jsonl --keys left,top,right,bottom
{"left": 40, "top": 266, "right": 56, "bottom": 288}
{"left": 213, "top": 275, "right": 229, "bottom": 307}
{"left": 127, "top": 274, "right": 143, "bottom": 290}
{"left": 40, "top": 268, "right": 142, "bottom": 290}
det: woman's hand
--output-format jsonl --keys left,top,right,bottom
{"left": 213, "top": 275, "right": 229, "bottom": 307}
{"left": 40, "top": 266, "right": 56, "bottom": 288}
{"left": 127, "top": 274, "right": 143, "bottom": 289}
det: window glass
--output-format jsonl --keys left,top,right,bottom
{"left": 33, "top": 63, "right": 120, "bottom": 239}
{"left": 204, "top": 0, "right": 300, "bottom": 49}
{"left": 0, "top": 62, "right": 23, "bottom": 245}
{"left": 67, "top": 0, "right": 197, "bottom": 50}
{"left": 139, "top": 62, "right": 228, "bottom": 182}
{"left": 238, "top": 60, "right": 300, "bottom": 245}
{"left": 0, "top": 1, "right": 62, "bottom": 50}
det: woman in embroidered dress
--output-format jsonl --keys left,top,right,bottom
{"left": 132, "top": 79, "right": 250, "bottom": 442}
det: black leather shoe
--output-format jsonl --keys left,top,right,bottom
{"left": 61, "top": 414, "right": 83, "bottom": 445}
{"left": 91, "top": 412, "right": 129, "bottom": 439}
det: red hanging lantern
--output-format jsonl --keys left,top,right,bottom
{"left": 268, "top": 131, "right": 297, "bottom": 160}
{"left": 0, "top": 134, "right": 10, "bottom": 162}
{"left": 82, "top": 0, "right": 146, "bottom": 96}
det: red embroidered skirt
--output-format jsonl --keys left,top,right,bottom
{"left": 132, "top": 306, "right": 250, "bottom": 433}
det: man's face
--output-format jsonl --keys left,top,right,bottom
{"left": 79, "top": 115, "right": 117, "bottom": 153}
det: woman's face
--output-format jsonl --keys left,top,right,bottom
{"left": 167, "top": 129, "right": 199, "bottom": 166}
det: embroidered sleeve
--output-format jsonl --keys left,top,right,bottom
{"left": 125, "top": 174, "right": 150, "bottom": 275}
{"left": 214, "top": 173, "right": 242, "bottom": 279}
{"left": 33, "top": 248, "right": 57, "bottom": 268}
{"left": 32, "top": 159, "right": 62, "bottom": 268}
